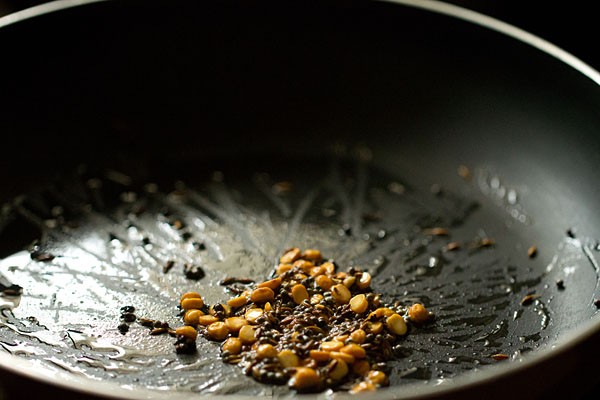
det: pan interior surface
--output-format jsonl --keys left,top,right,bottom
{"left": 1, "top": 0, "right": 600, "bottom": 398}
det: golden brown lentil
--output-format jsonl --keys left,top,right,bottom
{"left": 291, "top": 284, "right": 309, "bottom": 304}
{"left": 206, "top": 321, "right": 229, "bottom": 341}
{"left": 222, "top": 337, "right": 242, "bottom": 355}
{"left": 250, "top": 287, "right": 275, "bottom": 303}
{"left": 170, "top": 247, "right": 435, "bottom": 393}
{"left": 331, "top": 284, "right": 351, "bottom": 304}
{"left": 408, "top": 303, "right": 431, "bottom": 324}
{"left": 180, "top": 297, "right": 204, "bottom": 310}
{"left": 289, "top": 367, "right": 321, "bottom": 392}
{"left": 183, "top": 309, "right": 204, "bottom": 325}
{"left": 280, "top": 247, "right": 301, "bottom": 264}
{"left": 277, "top": 350, "right": 300, "bottom": 368}
{"left": 350, "top": 329, "right": 366, "bottom": 344}
{"left": 197, "top": 315, "right": 220, "bottom": 326}
{"left": 175, "top": 326, "right": 198, "bottom": 340}
{"left": 315, "top": 275, "right": 333, "bottom": 291}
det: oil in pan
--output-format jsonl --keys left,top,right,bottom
{"left": 0, "top": 152, "right": 598, "bottom": 395}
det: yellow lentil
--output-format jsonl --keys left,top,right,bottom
{"left": 350, "top": 381, "right": 376, "bottom": 393}
{"left": 238, "top": 325, "right": 257, "bottom": 344}
{"left": 290, "top": 367, "right": 320, "bottom": 391}
{"left": 350, "top": 329, "right": 366, "bottom": 344}
{"left": 321, "top": 341, "right": 344, "bottom": 352}
{"left": 291, "top": 284, "right": 309, "bottom": 304}
{"left": 250, "top": 287, "right": 275, "bottom": 303}
{"left": 227, "top": 294, "right": 248, "bottom": 308}
{"left": 256, "top": 344, "right": 278, "bottom": 360}
{"left": 340, "top": 343, "right": 366, "bottom": 359}
{"left": 180, "top": 297, "right": 204, "bottom": 310}
{"left": 315, "top": 275, "right": 333, "bottom": 291}
{"left": 309, "top": 350, "right": 331, "bottom": 362}
{"left": 183, "top": 309, "right": 204, "bottom": 325}
{"left": 302, "top": 249, "right": 322, "bottom": 262}
{"left": 206, "top": 321, "right": 229, "bottom": 341}
{"left": 331, "top": 284, "right": 351, "bottom": 304}
{"left": 408, "top": 303, "right": 431, "bottom": 323}
{"left": 356, "top": 272, "right": 372, "bottom": 290}
{"left": 224, "top": 316, "right": 248, "bottom": 333}
{"left": 277, "top": 350, "right": 300, "bottom": 368}
{"left": 197, "top": 315, "right": 220, "bottom": 326}
{"left": 386, "top": 313, "right": 408, "bottom": 335}
{"left": 280, "top": 247, "right": 302, "bottom": 264}
{"left": 244, "top": 308, "right": 264, "bottom": 324}
{"left": 367, "top": 370, "right": 389, "bottom": 386}
{"left": 352, "top": 360, "right": 370, "bottom": 376}
{"left": 175, "top": 325, "right": 198, "bottom": 340}
{"left": 350, "top": 294, "right": 368, "bottom": 314}
{"left": 222, "top": 337, "right": 242, "bottom": 355}
{"left": 329, "top": 359, "right": 349, "bottom": 380}
{"left": 257, "top": 277, "right": 282, "bottom": 290}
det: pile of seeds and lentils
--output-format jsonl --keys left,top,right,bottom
{"left": 157, "top": 248, "right": 432, "bottom": 393}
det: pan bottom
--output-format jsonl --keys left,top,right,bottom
{"left": 0, "top": 153, "right": 598, "bottom": 395}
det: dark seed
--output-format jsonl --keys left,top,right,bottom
{"left": 163, "top": 260, "right": 175, "bottom": 274}
{"left": 139, "top": 318, "right": 155, "bottom": 327}
{"left": 120, "top": 305, "right": 135, "bottom": 313}
{"left": 117, "top": 323, "right": 129, "bottom": 334}
{"left": 193, "top": 242, "right": 207, "bottom": 251}
{"left": 556, "top": 280, "right": 565, "bottom": 290}
{"left": 183, "top": 263, "right": 205, "bottom": 280}
{"left": 121, "top": 312, "right": 136, "bottom": 322}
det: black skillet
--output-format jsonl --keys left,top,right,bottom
{"left": 0, "top": 0, "right": 599, "bottom": 399}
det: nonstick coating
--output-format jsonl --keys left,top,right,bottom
{"left": 1, "top": 0, "right": 600, "bottom": 399}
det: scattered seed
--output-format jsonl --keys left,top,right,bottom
{"left": 424, "top": 227, "right": 449, "bottom": 236}
{"left": 183, "top": 263, "right": 205, "bottom": 280}
{"left": 120, "top": 312, "right": 136, "bottom": 323}
{"left": 491, "top": 353, "right": 509, "bottom": 361}
{"left": 408, "top": 303, "right": 431, "bottom": 324}
{"left": 556, "top": 279, "right": 565, "bottom": 290}
{"left": 520, "top": 293, "right": 541, "bottom": 306}
{"left": 272, "top": 181, "right": 294, "bottom": 195}
{"left": 444, "top": 242, "right": 461, "bottom": 252}
{"left": 117, "top": 323, "right": 129, "bottom": 334}
{"left": 457, "top": 165, "right": 471, "bottom": 180}
{"left": 386, "top": 314, "right": 407, "bottom": 335}
{"left": 527, "top": 245, "right": 537, "bottom": 258}
{"left": 163, "top": 260, "right": 175, "bottom": 273}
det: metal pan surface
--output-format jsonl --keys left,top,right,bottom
{"left": 0, "top": 0, "right": 599, "bottom": 398}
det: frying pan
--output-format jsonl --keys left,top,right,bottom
{"left": 1, "top": 0, "right": 600, "bottom": 398}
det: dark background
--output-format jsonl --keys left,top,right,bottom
{"left": 1, "top": 0, "right": 599, "bottom": 73}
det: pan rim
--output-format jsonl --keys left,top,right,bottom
{"left": 0, "top": 0, "right": 599, "bottom": 398}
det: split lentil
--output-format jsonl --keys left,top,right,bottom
{"left": 169, "top": 247, "right": 433, "bottom": 393}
